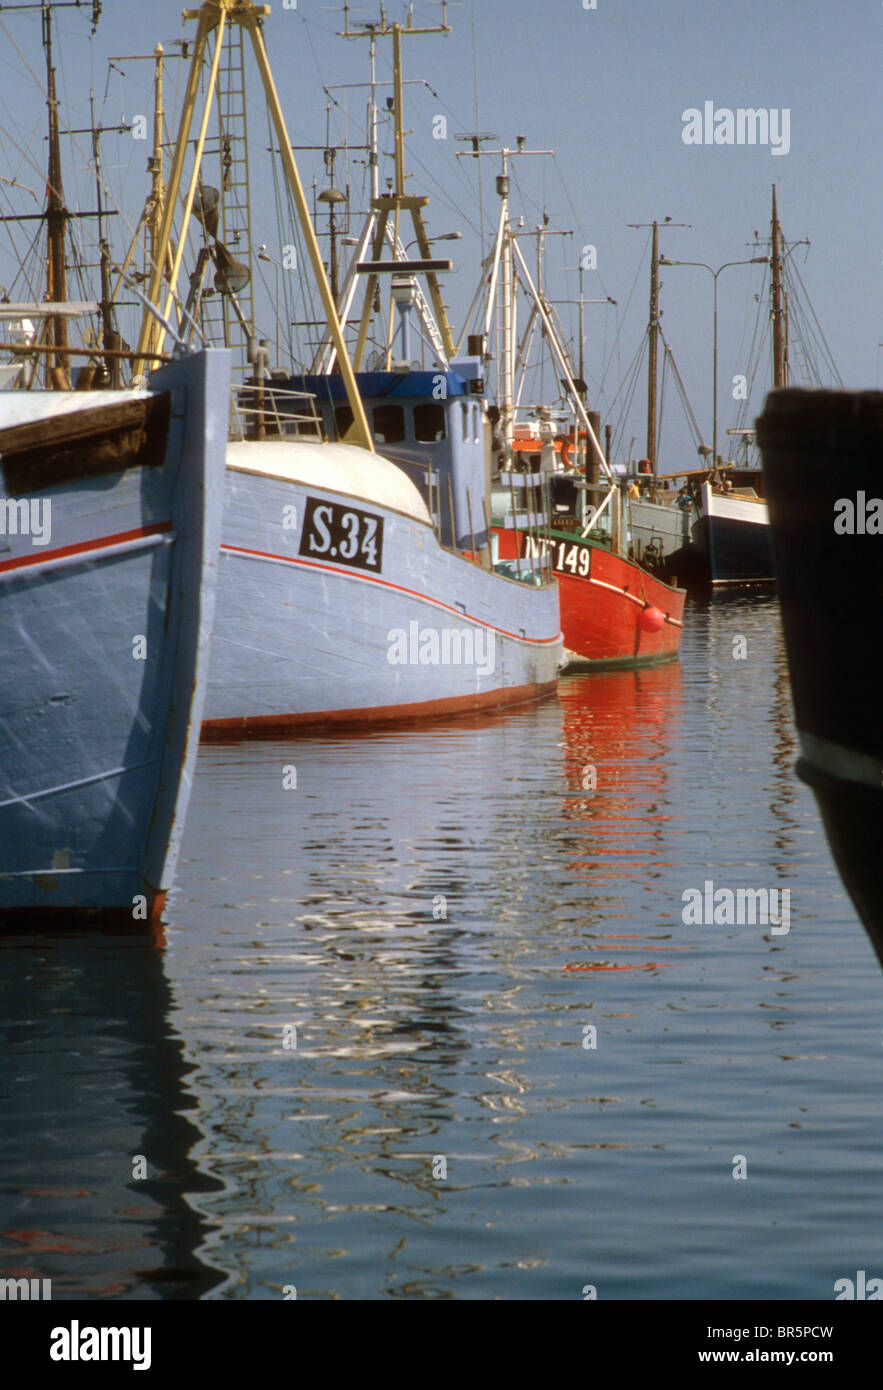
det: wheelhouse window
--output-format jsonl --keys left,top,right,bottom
{"left": 373, "top": 404, "right": 406, "bottom": 444}
{"left": 414, "top": 402, "right": 446, "bottom": 443}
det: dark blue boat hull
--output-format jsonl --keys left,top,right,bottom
{"left": 759, "top": 387, "right": 883, "bottom": 966}
{"left": 692, "top": 502, "right": 774, "bottom": 585}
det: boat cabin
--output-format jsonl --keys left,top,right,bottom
{"left": 281, "top": 358, "right": 490, "bottom": 552}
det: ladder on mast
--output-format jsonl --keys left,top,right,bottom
{"left": 197, "top": 22, "right": 255, "bottom": 376}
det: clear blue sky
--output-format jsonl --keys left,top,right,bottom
{"left": 0, "top": 0, "right": 879, "bottom": 468}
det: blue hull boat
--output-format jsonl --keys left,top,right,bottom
{"left": 203, "top": 433, "right": 562, "bottom": 734}
{"left": 691, "top": 479, "right": 774, "bottom": 585}
{"left": 0, "top": 348, "right": 230, "bottom": 926}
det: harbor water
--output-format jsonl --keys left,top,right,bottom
{"left": 1, "top": 594, "right": 880, "bottom": 1300}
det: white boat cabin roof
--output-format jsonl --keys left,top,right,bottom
{"left": 226, "top": 440, "right": 433, "bottom": 527}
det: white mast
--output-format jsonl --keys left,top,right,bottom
{"left": 498, "top": 152, "right": 515, "bottom": 462}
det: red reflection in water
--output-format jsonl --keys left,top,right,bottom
{"left": 558, "top": 663, "right": 686, "bottom": 971}
{"left": 560, "top": 664, "right": 684, "bottom": 825}
{"left": 2, "top": 1228, "right": 145, "bottom": 1254}
{"left": 23, "top": 1188, "right": 90, "bottom": 1199}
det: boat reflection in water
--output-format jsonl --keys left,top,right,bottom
{"left": 156, "top": 663, "right": 688, "bottom": 1298}
{"left": 0, "top": 929, "right": 225, "bottom": 1299}
{"left": 557, "top": 663, "right": 688, "bottom": 971}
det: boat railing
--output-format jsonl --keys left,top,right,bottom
{"left": 230, "top": 382, "right": 324, "bottom": 441}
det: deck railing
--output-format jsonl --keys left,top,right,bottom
{"left": 230, "top": 382, "right": 323, "bottom": 441}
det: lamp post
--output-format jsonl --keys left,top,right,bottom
{"left": 659, "top": 254, "right": 769, "bottom": 466}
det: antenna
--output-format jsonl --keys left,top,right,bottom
{"left": 340, "top": 1, "right": 450, "bottom": 38}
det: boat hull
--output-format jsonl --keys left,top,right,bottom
{"left": 0, "top": 349, "right": 229, "bottom": 926}
{"left": 692, "top": 480, "right": 773, "bottom": 584}
{"left": 203, "top": 443, "right": 563, "bottom": 735}
{"left": 758, "top": 387, "right": 883, "bottom": 966}
{"left": 493, "top": 526, "right": 684, "bottom": 669}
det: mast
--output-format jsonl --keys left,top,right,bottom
{"left": 498, "top": 155, "right": 514, "bottom": 459}
{"left": 43, "top": 4, "right": 69, "bottom": 385}
{"left": 343, "top": 5, "right": 456, "bottom": 371}
{"left": 464, "top": 140, "right": 553, "bottom": 462}
{"left": 628, "top": 216, "right": 689, "bottom": 472}
{"left": 86, "top": 88, "right": 121, "bottom": 388}
{"left": 367, "top": 31, "right": 379, "bottom": 204}
{"left": 771, "top": 185, "right": 786, "bottom": 388}
{"left": 135, "top": 0, "right": 373, "bottom": 450}
{"left": 646, "top": 220, "right": 659, "bottom": 471}
{"left": 0, "top": 3, "right": 104, "bottom": 386}
{"left": 149, "top": 44, "right": 166, "bottom": 285}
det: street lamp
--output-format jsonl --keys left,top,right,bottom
{"left": 659, "top": 254, "right": 769, "bottom": 466}
{"left": 404, "top": 231, "right": 462, "bottom": 254}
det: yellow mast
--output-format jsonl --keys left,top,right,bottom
{"left": 133, "top": 1, "right": 373, "bottom": 451}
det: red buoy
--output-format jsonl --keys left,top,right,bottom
{"left": 638, "top": 605, "right": 665, "bottom": 633}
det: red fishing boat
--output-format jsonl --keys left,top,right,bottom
{"left": 472, "top": 147, "right": 685, "bottom": 670}
{"left": 491, "top": 444, "right": 685, "bottom": 668}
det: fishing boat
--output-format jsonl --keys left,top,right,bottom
{"left": 685, "top": 196, "right": 783, "bottom": 585}
{"left": 619, "top": 218, "right": 768, "bottom": 587}
{"left": 135, "top": 2, "right": 561, "bottom": 735}
{"left": 493, "top": 464, "right": 685, "bottom": 669}
{"left": 628, "top": 192, "right": 841, "bottom": 588}
{"left": 0, "top": 345, "right": 228, "bottom": 928}
{"left": 690, "top": 470, "right": 771, "bottom": 584}
{"left": 690, "top": 190, "right": 840, "bottom": 586}
{"left": 0, "top": 4, "right": 230, "bottom": 926}
{"left": 758, "top": 388, "right": 883, "bottom": 968}
{"left": 463, "top": 149, "right": 685, "bottom": 667}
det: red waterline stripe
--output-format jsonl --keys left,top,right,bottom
{"left": 0, "top": 521, "right": 172, "bottom": 574}
{"left": 220, "top": 542, "right": 563, "bottom": 646}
